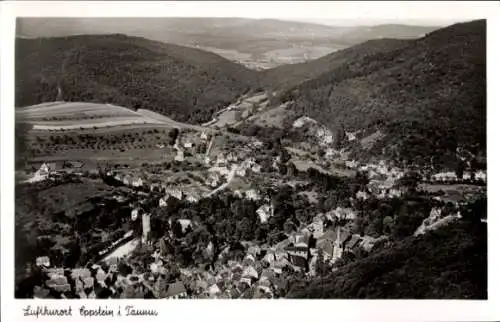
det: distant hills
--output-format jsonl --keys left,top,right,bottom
{"left": 273, "top": 19, "right": 486, "bottom": 168}
{"left": 15, "top": 19, "right": 485, "bottom": 169}
{"left": 15, "top": 34, "right": 259, "bottom": 124}
{"left": 16, "top": 18, "right": 441, "bottom": 69}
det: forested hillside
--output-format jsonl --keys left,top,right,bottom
{"left": 15, "top": 20, "right": 486, "bottom": 169}
{"left": 277, "top": 20, "right": 486, "bottom": 168}
{"left": 15, "top": 34, "right": 259, "bottom": 124}
{"left": 261, "top": 38, "right": 410, "bottom": 91}
{"left": 287, "top": 199, "right": 487, "bottom": 299}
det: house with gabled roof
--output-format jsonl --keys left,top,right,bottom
{"left": 256, "top": 204, "right": 273, "bottom": 223}
{"left": 289, "top": 254, "right": 308, "bottom": 272}
{"left": 166, "top": 281, "right": 188, "bottom": 299}
{"left": 185, "top": 192, "right": 200, "bottom": 203}
{"left": 284, "top": 246, "right": 309, "bottom": 259}
{"left": 122, "top": 175, "right": 132, "bottom": 186}
{"left": 216, "top": 153, "right": 227, "bottom": 166}
{"left": 132, "top": 177, "right": 143, "bottom": 188}
{"left": 176, "top": 219, "right": 193, "bottom": 234}
{"left": 243, "top": 265, "right": 259, "bottom": 281}
{"left": 165, "top": 188, "right": 183, "bottom": 200}
{"left": 175, "top": 150, "right": 185, "bottom": 162}
{"left": 159, "top": 197, "right": 168, "bottom": 208}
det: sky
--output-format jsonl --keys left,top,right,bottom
{"left": 4, "top": 1, "right": 494, "bottom": 27}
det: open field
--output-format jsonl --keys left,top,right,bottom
{"left": 17, "top": 102, "right": 166, "bottom": 131}
{"left": 17, "top": 101, "right": 213, "bottom": 132}
{"left": 263, "top": 46, "right": 339, "bottom": 65}
{"left": 17, "top": 102, "right": 140, "bottom": 119}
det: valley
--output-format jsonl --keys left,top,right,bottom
{"left": 14, "top": 19, "right": 487, "bottom": 300}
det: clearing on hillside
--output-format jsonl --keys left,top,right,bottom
{"left": 16, "top": 102, "right": 164, "bottom": 130}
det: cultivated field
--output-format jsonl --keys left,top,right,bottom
{"left": 17, "top": 102, "right": 165, "bottom": 130}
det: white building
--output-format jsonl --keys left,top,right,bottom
{"left": 166, "top": 189, "right": 183, "bottom": 200}
{"left": 251, "top": 164, "right": 262, "bottom": 173}
{"left": 208, "top": 284, "right": 221, "bottom": 297}
{"left": 178, "top": 219, "right": 193, "bottom": 233}
{"left": 243, "top": 266, "right": 259, "bottom": 280}
{"left": 245, "top": 189, "right": 260, "bottom": 201}
{"left": 175, "top": 150, "right": 185, "bottom": 162}
{"left": 431, "top": 172, "right": 457, "bottom": 182}
{"left": 475, "top": 170, "right": 487, "bottom": 182}
{"left": 132, "top": 177, "right": 143, "bottom": 187}
{"left": 36, "top": 256, "right": 51, "bottom": 268}
{"left": 142, "top": 213, "right": 151, "bottom": 244}
{"left": 256, "top": 204, "right": 273, "bottom": 224}
{"left": 216, "top": 153, "right": 226, "bottom": 166}
{"left": 236, "top": 167, "right": 246, "bottom": 177}
{"left": 27, "top": 163, "right": 52, "bottom": 183}
{"left": 356, "top": 190, "right": 369, "bottom": 200}
{"left": 346, "top": 132, "right": 357, "bottom": 142}
{"left": 293, "top": 116, "right": 316, "bottom": 128}
{"left": 346, "top": 160, "right": 359, "bottom": 169}
{"left": 122, "top": 176, "right": 131, "bottom": 186}
{"left": 131, "top": 208, "right": 139, "bottom": 221}
{"left": 159, "top": 198, "right": 167, "bottom": 208}
{"left": 186, "top": 193, "right": 199, "bottom": 203}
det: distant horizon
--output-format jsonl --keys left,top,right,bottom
{"left": 15, "top": 16, "right": 471, "bottom": 29}
{"left": 284, "top": 17, "right": 467, "bottom": 27}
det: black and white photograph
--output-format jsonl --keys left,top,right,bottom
{"left": 2, "top": 0, "right": 496, "bottom": 313}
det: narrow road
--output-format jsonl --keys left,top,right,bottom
{"left": 103, "top": 238, "right": 140, "bottom": 262}
{"left": 205, "top": 164, "right": 240, "bottom": 198}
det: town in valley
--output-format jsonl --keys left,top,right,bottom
{"left": 14, "top": 16, "right": 487, "bottom": 300}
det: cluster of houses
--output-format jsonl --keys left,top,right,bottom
{"left": 25, "top": 161, "right": 85, "bottom": 183}
{"left": 354, "top": 161, "right": 405, "bottom": 200}
{"left": 172, "top": 208, "right": 389, "bottom": 299}
{"left": 31, "top": 256, "right": 189, "bottom": 299}
{"left": 428, "top": 170, "right": 486, "bottom": 183}
{"left": 113, "top": 173, "right": 144, "bottom": 188}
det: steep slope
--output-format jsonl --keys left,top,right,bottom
{"left": 261, "top": 38, "right": 411, "bottom": 91}
{"left": 287, "top": 220, "right": 487, "bottom": 299}
{"left": 277, "top": 20, "right": 486, "bottom": 168}
{"left": 15, "top": 34, "right": 259, "bottom": 124}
